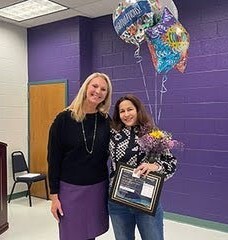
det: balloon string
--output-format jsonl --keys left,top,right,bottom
{"left": 157, "top": 74, "right": 167, "bottom": 123}
{"left": 154, "top": 71, "right": 158, "bottom": 125}
{"left": 134, "top": 45, "right": 153, "bottom": 116}
{"left": 134, "top": 45, "right": 142, "bottom": 64}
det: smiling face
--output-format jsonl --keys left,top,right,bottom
{"left": 119, "top": 100, "right": 138, "bottom": 127}
{"left": 85, "top": 76, "right": 108, "bottom": 109}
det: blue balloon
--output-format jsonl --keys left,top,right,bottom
{"left": 150, "top": 38, "right": 181, "bottom": 73}
{"left": 113, "top": 0, "right": 159, "bottom": 46}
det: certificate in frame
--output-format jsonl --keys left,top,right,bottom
{"left": 109, "top": 163, "right": 164, "bottom": 215}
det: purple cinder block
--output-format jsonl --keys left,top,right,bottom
{"left": 218, "top": 19, "right": 228, "bottom": 36}
{"left": 165, "top": 179, "right": 227, "bottom": 202}
{"left": 113, "top": 91, "right": 154, "bottom": 105}
{"left": 184, "top": 118, "right": 228, "bottom": 135}
{"left": 187, "top": 55, "right": 217, "bottom": 72}
{"left": 28, "top": 17, "right": 81, "bottom": 83}
{"left": 123, "top": 51, "right": 138, "bottom": 65}
{"left": 185, "top": 86, "right": 228, "bottom": 103}
{"left": 215, "top": 119, "right": 228, "bottom": 134}
{"left": 161, "top": 103, "right": 228, "bottom": 119}
{"left": 182, "top": 149, "right": 228, "bottom": 167}
{"left": 217, "top": 52, "right": 228, "bottom": 69}
{"left": 113, "top": 39, "right": 125, "bottom": 53}
{"left": 112, "top": 79, "right": 138, "bottom": 92}
{"left": 61, "top": 43, "right": 80, "bottom": 57}
{"left": 113, "top": 65, "right": 142, "bottom": 79}
{"left": 176, "top": 166, "right": 228, "bottom": 185}
{"left": 93, "top": 56, "right": 103, "bottom": 68}
{"left": 201, "top": 37, "right": 228, "bottom": 55}
{"left": 176, "top": 1, "right": 201, "bottom": 24}
{"left": 93, "top": 40, "right": 112, "bottom": 55}
{"left": 188, "top": 22, "right": 217, "bottom": 41}
{"left": 162, "top": 191, "right": 228, "bottom": 223}
{"left": 166, "top": 71, "right": 228, "bottom": 89}
{"left": 159, "top": 119, "right": 185, "bottom": 133}
{"left": 112, "top": 77, "right": 152, "bottom": 92}
{"left": 185, "top": 119, "right": 215, "bottom": 134}
{"left": 202, "top": 3, "right": 228, "bottom": 22}
{"left": 93, "top": 67, "right": 113, "bottom": 79}
{"left": 103, "top": 53, "right": 123, "bottom": 67}
{"left": 188, "top": 41, "right": 203, "bottom": 57}
{"left": 177, "top": 133, "right": 228, "bottom": 151}
{"left": 68, "top": 79, "right": 80, "bottom": 95}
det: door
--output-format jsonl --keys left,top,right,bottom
{"left": 29, "top": 81, "right": 67, "bottom": 198}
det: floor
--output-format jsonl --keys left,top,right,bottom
{"left": 1, "top": 197, "right": 227, "bottom": 240}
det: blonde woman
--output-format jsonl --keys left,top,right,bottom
{"left": 48, "top": 72, "right": 112, "bottom": 240}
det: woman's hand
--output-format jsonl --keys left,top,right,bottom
{"left": 50, "top": 194, "right": 63, "bottom": 222}
{"left": 135, "top": 162, "right": 161, "bottom": 177}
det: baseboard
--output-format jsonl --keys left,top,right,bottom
{"left": 0, "top": 222, "right": 9, "bottom": 235}
{"left": 164, "top": 212, "right": 228, "bottom": 233}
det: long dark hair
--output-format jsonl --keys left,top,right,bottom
{"left": 111, "top": 94, "right": 156, "bottom": 135}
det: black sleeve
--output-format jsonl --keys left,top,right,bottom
{"left": 47, "top": 111, "right": 65, "bottom": 194}
{"left": 157, "top": 151, "right": 177, "bottom": 181}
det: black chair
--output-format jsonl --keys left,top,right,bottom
{"left": 8, "top": 151, "right": 49, "bottom": 207}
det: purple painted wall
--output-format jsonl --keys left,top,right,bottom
{"left": 28, "top": 17, "right": 92, "bottom": 102}
{"left": 28, "top": 1, "right": 228, "bottom": 224}
{"left": 90, "top": 1, "right": 228, "bottom": 224}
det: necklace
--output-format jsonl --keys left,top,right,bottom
{"left": 81, "top": 113, "right": 97, "bottom": 154}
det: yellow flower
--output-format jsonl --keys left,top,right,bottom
{"left": 149, "top": 130, "right": 164, "bottom": 139}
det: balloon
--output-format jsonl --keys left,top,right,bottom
{"left": 113, "top": 0, "right": 160, "bottom": 46}
{"left": 156, "top": 0, "right": 178, "bottom": 19}
{"left": 145, "top": 7, "right": 190, "bottom": 73}
{"left": 175, "top": 51, "right": 189, "bottom": 73}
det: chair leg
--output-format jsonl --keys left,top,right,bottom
{"left": 8, "top": 182, "right": 17, "bottom": 203}
{"left": 44, "top": 178, "right": 49, "bottom": 200}
{"left": 27, "top": 183, "right": 32, "bottom": 207}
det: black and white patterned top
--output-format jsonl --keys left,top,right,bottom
{"left": 109, "top": 126, "right": 177, "bottom": 184}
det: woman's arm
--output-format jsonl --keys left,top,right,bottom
{"left": 136, "top": 151, "right": 177, "bottom": 180}
{"left": 47, "top": 112, "right": 65, "bottom": 194}
{"left": 47, "top": 112, "right": 65, "bottom": 220}
{"left": 156, "top": 151, "right": 177, "bottom": 180}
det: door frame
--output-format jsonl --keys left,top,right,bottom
{"left": 28, "top": 79, "right": 68, "bottom": 167}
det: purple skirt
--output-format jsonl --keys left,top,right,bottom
{"left": 59, "top": 180, "right": 109, "bottom": 240}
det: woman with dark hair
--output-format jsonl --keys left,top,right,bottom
{"left": 109, "top": 94, "right": 177, "bottom": 240}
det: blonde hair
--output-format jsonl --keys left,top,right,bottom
{"left": 67, "top": 72, "right": 112, "bottom": 122}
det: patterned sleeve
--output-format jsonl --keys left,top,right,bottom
{"left": 156, "top": 151, "right": 177, "bottom": 181}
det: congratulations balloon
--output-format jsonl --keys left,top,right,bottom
{"left": 145, "top": 7, "right": 190, "bottom": 73}
{"left": 157, "top": 0, "right": 178, "bottom": 19}
{"left": 113, "top": 0, "right": 160, "bottom": 46}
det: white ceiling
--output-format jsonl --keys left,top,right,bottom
{"left": 0, "top": 0, "right": 119, "bottom": 28}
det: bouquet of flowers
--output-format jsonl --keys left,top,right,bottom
{"left": 137, "top": 129, "right": 183, "bottom": 155}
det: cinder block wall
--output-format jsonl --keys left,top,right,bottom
{"left": 90, "top": 1, "right": 228, "bottom": 225}
{"left": 28, "top": 0, "right": 228, "bottom": 225}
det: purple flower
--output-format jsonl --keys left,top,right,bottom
{"left": 137, "top": 129, "right": 183, "bottom": 155}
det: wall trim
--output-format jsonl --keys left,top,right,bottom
{"left": 164, "top": 212, "right": 228, "bottom": 233}
{"left": 28, "top": 79, "right": 68, "bottom": 106}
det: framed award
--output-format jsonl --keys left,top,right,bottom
{"left": 109, "top": 163, "right": 164, "bottom": 215}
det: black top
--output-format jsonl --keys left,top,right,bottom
{"left": 47, "top": 110, "right": 110, "bottom": 194}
